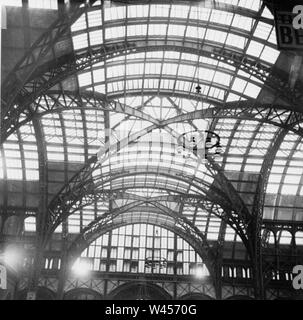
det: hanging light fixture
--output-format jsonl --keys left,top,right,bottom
{"left": 177, "top": 130, "right": 223, "bottom": 161}
{"left": 183, "top": 7, "right": 223, "bottom": 162}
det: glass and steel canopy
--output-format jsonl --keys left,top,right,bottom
{"left": 2, "top": 0, "right": 303, "bottom": 271}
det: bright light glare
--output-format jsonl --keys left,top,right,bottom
{"left": 72, "top": 258, "right": 91, "bottom": 277}
{"left": 3, "top": 246, "right": 23, "bottom": 270}
{"left": 195, "top": 264, "right": 206, "bottom": 279}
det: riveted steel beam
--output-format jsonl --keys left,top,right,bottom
{"left": 1, "top": 2, "right": 89, "bottom": 112}
{"left": 251, "top": 129, "right": 288, "bottom": 298}
{"left": 67, "top": 202, "right": 217, "bottom": 279}
{"left": 5, "top": 88, "right": 303, "bottom": 141}
{"left": 2, "top": 37, "right": 302, "bottom": 143}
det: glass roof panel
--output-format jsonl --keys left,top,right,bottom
{"left": 9, "top": 1, "right": 300, "bottom": 257}
{"left": 70, "top": 3, "right": 279, "bottom": 107}
{"left": 77, "top": 223, "right": 209, "bottom": 276}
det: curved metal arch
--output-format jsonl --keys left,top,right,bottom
{"left": 30, "top": 87, "right": 258, "bottom": 267}
{"left": 45, "top": 168, "right": 249, "bottom": 261}
{"left": 1, "top": 0, "right": 270, "bottom": 104}
{"left": 161, "top": 103, "right": 303, "bottom": 136}
{"left": 110, "top": 0, "right": 271, "bottom": 23}
{"left": 207, "top": 159, "right": 251, "bottom": 221}
{"left": 82, "top": 15, "right": 274, "bottom": 48}
{"left": 103, "top": 55, "right": 249, "bottom": 82}
{"left": 190, "top": 193, "right": 251, "bottom": 250}
{"left": 27, "top": 115, "right": 49, "bottom": 293}
{"left": 46, "top": 166, "right": 226, "bottom": 236}
{"left": 7, "top": 88, "right": 303, "bottom": 143}
{"left": 43, "top": 186, "right": 233, "bottom": 255}
{"left": 44, "top": 113, "right": 253, "bottom": 256}
{"left": 251, "top": 129, "right": 288, "bottom": 294}
{"left": 67, "top": 208, "right": 216, "bottom": 280}
{"left": 2, "top": 36, "right": 301, "bottom": 144}
{"left": 7, "top": 90, "right": 162, "bottom": 140}
{"left": 46, "top": 120, "right": 164, "bottom": 233}
{"left": 13, "top": 37, "right": 297, "bottom": 102}
{"left": 2, "top": 0, "right": 273, "bottom": 108}
{"left": 205, "top": 159, "right": 253, "bottom": 254}
{"left": 1, "top": 1, "right": 89, "bottom": 110}
{"left": 90, "top": 73, "right": 248, "bottom": 99}
{"left": 92, "top": 170, "right": 212, "bottom": 192}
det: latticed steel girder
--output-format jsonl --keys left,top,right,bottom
{"left": 166, "top": 192, "right": 250, "bottom": 245}
{"left": 43, "top": 104, "right": 255, "bottom": 257}
{"left": 3, "top": 90, "right": 162, "bottom": 141}
{"left": 45, "top": 162, "right": 252, "bottom": 257}
{"left": 5, "top": 88, "right": 303, "bottom": 142}
{"left": 46, "top": 165, "right": 223, "bottom": 238}
{"left": 2, "top": 37, "right": 302, "bottom": 143}
{"left": 207, "top": 159, "right": 252, "bottom": 224}
{"left": 251, "top": 132, "right": 287, "bottom": 247}
{"left": 1, "top": 0, "right": 268, "bottom": 94}
{"left": 1, "top": 42, "right": 135, "bottom": 144}
{"left": 206, "top": 159, "right": 253, "bottom": 253}
{"left": 67, "top": 202, "right": 217, "bottom": 279}
{"left": 1, "top": 0, "right": 272, "bottom": 110}
{"left": 192, "top": 196, "right": 251, "bottom": 250}
{"left": 1, "top": 2, "right": 88, "bottom": 111}
{"left": 111, "top": 0, "right": 271, "bottom": 21}
{"left": 1, "top": 1, "right": 112, "bottom": 112}
{"left": 46, "top": 117, "right": 191, "bottom": 235}
{"left": 162, "top": 101, "right": 303, "bottom": 136}
{"left": 1, "top": 92, "right": 255, "bottom": 273}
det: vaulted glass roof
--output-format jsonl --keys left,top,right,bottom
{"left": 75, "top": 223, "right": 209, "bottom": 276}
{"left": 71, "top": 1, "right": 279, "bottom": 104}
{"left": 2, "top": 0, "right": 302, "bottom": 263}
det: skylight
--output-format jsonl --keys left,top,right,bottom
{"left": 71, "top": 3, "right": 279, "bottom": 106}
{"left": 79, "top": 224, "right": 209, "bottom": 276}
{"left": 28, "top": 0, "right": 58, "bottom": 10}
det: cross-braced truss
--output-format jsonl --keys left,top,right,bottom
{"left": 1, "top": 0, "right": 303, "bottom": 299}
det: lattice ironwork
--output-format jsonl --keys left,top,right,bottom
{"left": 2, "top": 38, "right": 303, "bottom": 143}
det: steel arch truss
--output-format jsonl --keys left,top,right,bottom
{"left": 1, "top": 2, "right": 90, "bottom": 112}
{"left": 20, "top": 91, "right": 279, "bottom": 265}
{"left": 46, "top": 165, "right": 221, "bottom": 240}
{"left": 45, "top": 158, "right": 253, "bottom": 258}
{"left": 2, "top": 0, "right": 268, "bottom": 110}
{"left": 40, "top": 89, "right": 260, "bottom": 260}
{"left": 206, "top": 159, "right": 253, "bottom": 247}
{"left": 2, "top": 37, "right": 303, "bottom": 143}
{"left": 67, "top": 201, "right": 217, "bottom": 279}
{"left": 251, "top": 129, "right": 288, "bottom": 297}
{"left": 5, "top": 87, "right": 303, "bottom": 144}
{"left": 9, "top": 89, "right": 161, "bottom": 137}
{"left": 164, "top": 102, "right": 303, "bottom": 136}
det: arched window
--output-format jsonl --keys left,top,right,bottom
{"left": 75, "top": 223, "right": 210, "bottom": 277}
{"left": 277, "top": 230, "right": 292, "bottom": 245}
{"left": 24, "top": 216, "right": 36, "bottom": 232}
